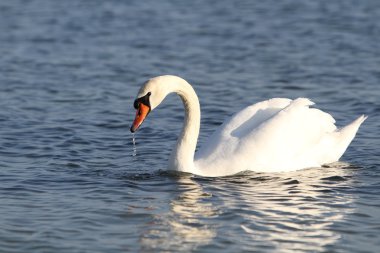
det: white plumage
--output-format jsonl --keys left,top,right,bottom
{"left": 131, "top": 75, "right": 366, "bottom": 177}
{"left": 195, "top": 97, "right": 366, "bottom": 176}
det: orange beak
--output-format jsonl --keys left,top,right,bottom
{"left": 130, "top": 103, "right": 150, "bottom": 133}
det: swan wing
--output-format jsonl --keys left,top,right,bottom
{"left": 195, "top": 98, "right": 365, "bottom": 176}
{"left": 195, "top": 98, "right": 293, "bottom": 175}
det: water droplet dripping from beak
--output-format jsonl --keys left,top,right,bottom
{"left": 132, "top": 133, "right": 137, "bottom": 157}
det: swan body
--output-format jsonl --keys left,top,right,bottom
{"left": 131, "top": 75, "right": 366, "bottom": 177}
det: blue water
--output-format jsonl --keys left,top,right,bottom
{"left": 1, "top": 0, "right": 380, "bottom": 252}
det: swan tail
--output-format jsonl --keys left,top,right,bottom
{"left": 327, "top": 115, "right": 367, "bottom": 163}
{"left": 339, "top": 115, "right": 367, "bottom": 137}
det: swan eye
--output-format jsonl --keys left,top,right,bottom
{"left": 133, "top": 100, "right": 139, "bottom": 109}
{"left": 134, "top": 92, "right": 151, "bottom": 110}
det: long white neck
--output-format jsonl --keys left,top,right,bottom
{"left": 165, "top": 78, "right": 201, "bottom": 173}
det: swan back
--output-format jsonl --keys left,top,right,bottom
{"left": 195, "top": 98, "right": 365, "bottom": 176}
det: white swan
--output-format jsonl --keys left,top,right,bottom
{"left": 130, "top": 75, "right": 366, "bottom": 177}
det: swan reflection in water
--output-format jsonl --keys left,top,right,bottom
{"left": 139, "top": 174, "right": 218, "bottom": 251}
{"left": 139, "top": 163, "right": 357, "bottom": 251}
{"left": 234, "top": 163, "right": 356, "bottom": 251}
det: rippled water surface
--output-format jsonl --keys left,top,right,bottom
{"left": 1, "top": 0, "right": 380, "bottom": 252}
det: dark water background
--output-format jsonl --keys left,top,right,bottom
{"left": 1, "top": 0, "right": 380, "bottom": 252}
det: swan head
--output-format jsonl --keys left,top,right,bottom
{"left": 130, "top": 76, "right": 172, "bottom": 132}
